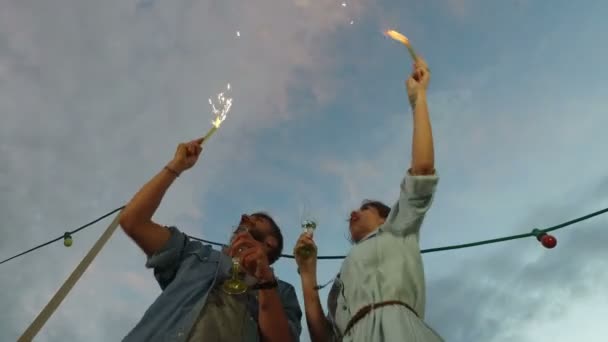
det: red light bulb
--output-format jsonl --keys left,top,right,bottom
{"left": 540, "top": 234, "right": 557, "bottom": 249}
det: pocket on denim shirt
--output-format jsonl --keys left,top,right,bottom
{"left": 179, "top": 246, "right": 223, "bottom": 285}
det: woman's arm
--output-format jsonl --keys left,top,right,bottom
{"left": 301, "top": 274, "right": 333, "bottom": 342}
{"left": 408, "top": 59, "right": 434, "bottom": 175}
{"left": 295, "top": 234, "right": 333, "bottom": 342}
{"left": 381, "top": 58, "right": 439, "bottom": 237}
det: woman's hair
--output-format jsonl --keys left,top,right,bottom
{"left": 360, "top": 199, "right": 391, "bottom": 219}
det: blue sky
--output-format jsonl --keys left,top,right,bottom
{"left": 1, "top": 0, "right": 608, "bottom": 341}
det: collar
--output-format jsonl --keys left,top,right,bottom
{"left": 356, "top": 228, "right": 380, "bottom": 244}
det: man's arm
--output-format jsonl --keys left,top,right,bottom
{"left": 230, "top": 235, "right": 302, "bottom": 341}
{"left": 119, "top": 167, "right": 175, "bottom": 256}
{"left": 120, "top": 138, "right": 204, "bottom": 256}
{"left": 258, "top": 283, "right": 301, "bottom": 342}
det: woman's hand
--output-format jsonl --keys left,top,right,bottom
{"left": 293, "top": 233, "right": 318, "bottom": 278}
{"left": 406, "top": 58, "right": 430, "bottom": 108}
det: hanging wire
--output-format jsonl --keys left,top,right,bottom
{"left": 1, "top": 206, "right": 607, "bottom": 265}
{"left": 0, "top": 206, "right": 125, "bottom": 265}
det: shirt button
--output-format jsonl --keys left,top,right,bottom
{"left": 342, "top": 305, "right": 347, "bottom": 310}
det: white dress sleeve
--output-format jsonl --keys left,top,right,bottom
{"left": 380, "top": 170, "right": 439, "bottom": 236}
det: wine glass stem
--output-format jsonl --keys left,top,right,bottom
{"left": 231, "top": 258, "right": 240, "bottom": 280}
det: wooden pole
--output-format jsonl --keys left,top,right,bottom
{"left": 18, "top": 210, "right": 123, "bottom": 341}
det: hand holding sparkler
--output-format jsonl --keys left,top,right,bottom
{"left": 406, "top": 58, "right": 430, "bottom": 108}
{"left": 166, "top": 138, "right": 205, "bottom": 176}
{"left": 164, "top": 84, "right": 233, "bottom": 176}
{"left": 384, "top": 29, "right": 430, "bottom": 107}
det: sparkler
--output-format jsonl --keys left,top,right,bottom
{"left": 384, "top": 29, "right": 419, "bottom": 62}
{"left": 201, "top": 83, "right": 233, "bottom": 145}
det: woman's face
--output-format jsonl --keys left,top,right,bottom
{"left": 348, "top": 204, "right": 386, "bottom": 242}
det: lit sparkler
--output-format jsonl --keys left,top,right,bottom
{"left": 201, "top": 83, "right": 233, "bottom": 145}
{"left": 384, "top": 29, "right": 418, "bottom": 62}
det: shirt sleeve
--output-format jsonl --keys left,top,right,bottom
{"left": 144, "top": 226, "right": 199, "bottom": 290}
{"left": 380, "top": 170, "right": 439, "bottom": 236}
{"left": 278, "top": 281, "right": 303, "bottom": 341}
{"left": 325, "top": 313, "right": 340, "bottom": 342}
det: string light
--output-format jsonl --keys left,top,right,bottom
{"left": 63, "top": 233, "right": 73, "bottom": 247}
{"left": 0, "top": 207, "right": 124, "bottom": 265}
{"left": 1, "top": 206, "right": 606, "bottom": 265}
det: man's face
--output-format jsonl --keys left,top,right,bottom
{"left": 234, "top": 214, "right": 279, "bottom": 259}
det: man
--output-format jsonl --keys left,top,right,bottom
{"left": 120, "top": 137, "right": 302, "bottom": 341}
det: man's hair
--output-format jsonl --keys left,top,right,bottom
{"left": 360, "top": 199, "right": 391, "bottom": 219}
{"left": 251, "top": 212, "right": 284, "bottom": 264}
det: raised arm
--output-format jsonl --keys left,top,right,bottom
{"left": 407, "top": 58, "right": 434, "bottom": 175}
{"left": 381, "top": 59, "right": 438, "bottom": 236}
{"left": 119, "top": 138, "right": 204, "bottom": 256}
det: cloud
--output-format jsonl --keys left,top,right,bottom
{"left": 421, "top": 173, "right": 608, "bottom": 341}
{"left": 2, "top": 1, "right": 607, "bottom": 341}
{"left": 426, "top": 215, "right": 608, "bottom": 342}
{"left": 0, "top": 0, "right": 379, "bottom": 340}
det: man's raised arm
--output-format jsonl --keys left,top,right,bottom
{"left": 119, "top": 138, "right": 204, "bottom": 256}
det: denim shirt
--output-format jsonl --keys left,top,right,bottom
{"left": 122, "top": 227, "right": 302, "bottom": 342}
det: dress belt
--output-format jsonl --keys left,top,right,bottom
{"left": 341, "top": 300, "right": 418, "bottom": 338}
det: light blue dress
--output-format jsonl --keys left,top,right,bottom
{"left": 327, "top": 171, "right": 444, "bottom": 341}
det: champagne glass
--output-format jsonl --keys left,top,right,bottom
{"left": 296, "top": 202, "right": 318, "bottom": 258}
{"left": 222, "top": 226, "right": 248, "bottom": 295}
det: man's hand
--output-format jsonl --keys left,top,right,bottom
{"left": 167, "top": 138, "right": 204, "bottom": 174}
{"left": 230, "top": 232, "right": 274, "bottom": 282}
{"left": 293, "top": 233, "right": 318, "bottom": 278}
{"left": 406, "top": 58, "right": 430, "bottom": 108}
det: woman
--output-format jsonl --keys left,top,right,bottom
{"left": 294, "top": 57, "right": 443, "bottom": 341}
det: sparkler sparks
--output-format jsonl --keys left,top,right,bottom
{"left": 340, "top": 2, "right": 353, "bottom": 26}
{"left": 201, "top": 84, "right": 233, "bottom": 144}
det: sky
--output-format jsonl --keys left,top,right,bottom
{"left": 1, "top": 0, "right": 608, "bottom": 341}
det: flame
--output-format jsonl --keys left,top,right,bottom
{"left": 384, "top": 29, "right": 410, "bottom": 46}
{"left": 208, "top": 83, "right": 233, "bottom": 129}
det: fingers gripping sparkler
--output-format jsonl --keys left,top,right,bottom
{"left": 200, "top": 83, "right": 233, "bottom": 145}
